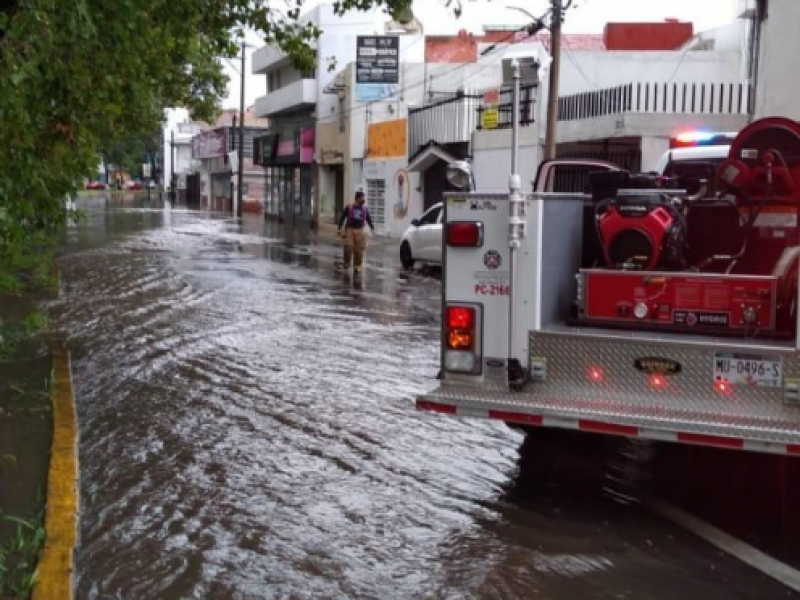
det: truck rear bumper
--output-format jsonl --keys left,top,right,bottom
{"left": 418, "top": 327, "right": 800, "bottom": 456}
{"left": 418, "top": 383, "right": 800, "bottom": 455}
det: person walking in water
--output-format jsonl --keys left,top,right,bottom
{"left": 337, "top": 191, "right": 375, "bottom": 275}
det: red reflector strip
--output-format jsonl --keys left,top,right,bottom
{"left": 578, "top": 420, "right": 639, "bottom": 437}
{"left": 677, "top": 432, "right": 744, "bottom": 450}
{"left": 487, "top": 410, "right": 544, "bottom": 426}
{"left": 416, "top": 400, "right": 457, "bottom": 415}
{"left": 417, "top": 400, "right": 800, "bottom": 456}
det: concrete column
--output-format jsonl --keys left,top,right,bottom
{"left": 755, "top": 0, "right": 800, "bottom": 121}
{"left": 640, "top": 136, "right": 671, "bottom": 173}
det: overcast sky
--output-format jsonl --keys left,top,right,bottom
{"left": 221, "top": 0, "right": 741, "bottom": 110}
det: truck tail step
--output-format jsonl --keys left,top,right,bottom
{"left": 417, "top": 385, "right": 800, "bottom": 456}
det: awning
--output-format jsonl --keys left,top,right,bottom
{"left": 407, "top": 143, "right": 458, "bottom": 173}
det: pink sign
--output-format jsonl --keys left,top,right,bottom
{"left": 299, "top": 127, "right": 315, "bottom": 164}
{"left": 277, "top": 139, "right": 296, "bottom": 157}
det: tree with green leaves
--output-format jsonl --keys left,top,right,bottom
{"left": 0, "top": 0, "right": 441, "bottom": 290}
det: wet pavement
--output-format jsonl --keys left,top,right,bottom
{"left": 50, "top": 194, "right": 799, "bottom": 599}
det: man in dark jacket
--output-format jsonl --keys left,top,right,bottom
{"left": 337, "top": 191, "right": 375, "bottom": 274}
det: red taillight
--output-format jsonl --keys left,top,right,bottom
{"left": 447, "top": 306, "right": 475, "bottom": 329}
{"left": 446, "top": 222, "right": 483, "bottom": 247}
{"left": 443, "top": 304, "right": 480, "bottom": 373}
{"left": 445, "top": 305, "right": 476, "bottom": 351}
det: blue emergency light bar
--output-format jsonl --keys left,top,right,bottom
{"left": 670, "top": 130, "right": 737, "bottom": 148}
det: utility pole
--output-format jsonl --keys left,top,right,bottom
{"left": 170, "top": 129, "right": 176, "bottom": 202}
{"left": 544, "top": 0, "right": 563, "bottom": 160}
{"left": 237, "top": 41, "right": 246, "bottom": 218}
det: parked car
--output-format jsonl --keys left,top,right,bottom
{"left": 125, "top": 180, "right": 143, "bottom": 191}
{"left": 86, "top": 180, "right": 106, "bottom": 190}
{"left": 399, "top": 202, "right": 443, "bottom": 270}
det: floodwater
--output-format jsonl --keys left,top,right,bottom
{"left": 51, "top": 194, "right": 798, "bottom": 599}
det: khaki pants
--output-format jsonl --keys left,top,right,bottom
{"left": 342, "top": 227, "right": 367, "bottom": 270}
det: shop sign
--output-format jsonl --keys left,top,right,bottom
{"left": 262, "top": 125, "right": 316, "bottom": 166}
{"left": 254, "top": 134, "right": 278, "bottom": 165}
{"left": 356, "top": 36, "right": 399, "bottom": 84}
{"left": 482, "top": 88, "right": 500, "bottom": 130}
{"left": 192, "top": 128, "right": 228, "bottom": 159}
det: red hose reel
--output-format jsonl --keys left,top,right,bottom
{"left": 718, "top": 116, "right": 800, "bottom": 203}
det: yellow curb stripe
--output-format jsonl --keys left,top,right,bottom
{"left": 32, "top": 341, "right": 79, "bottom": 600}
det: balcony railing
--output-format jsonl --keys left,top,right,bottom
{"left": 407, "top": 85, "right": 538, "bottom": 161}
{"left": 253, "top": 79, "right": 317, "bottom": 118}
{"left": 408, "top": 92, "right": 481, "bottom": 161}
{"left": 558, "top": 81, "right": 754, "bottom": 122}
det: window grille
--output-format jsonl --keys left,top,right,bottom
{"left": 365, "top": 179, "right": 386, "bottom": 226}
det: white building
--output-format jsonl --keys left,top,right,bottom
{"left": 753, "top": 0, "right": 799, "bottom": 120}
{"left": 359, "top": 18, "right": 755, "bottom": 239}
{"left": 172, "top": 121, "right": 205, "bottom": 191}
{"left": 254, "top": 10, "right": 762, "bottom": 238}
{"left": 162, "top": 110, "right": 206, "bottom": 190}
{"left": 251, "top": 2, "right": 423, "bottom": 227}
{"left": 319, "top": 56, "right": 519, "bottom": 236}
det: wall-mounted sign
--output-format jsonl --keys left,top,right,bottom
{"left": 277, "top": 139, "right": 296, "bottom": 158}
{"left": 257, "top": 125, "right": 316, "bottom": 166}
{"left": 299, "top": 127, "right": 315, "bottom": 164}
{"left": 192, "top": 128, "right": 228, "bottom": 159}
{"left": 482, "top": 88, "right": 500, "bottom": 130}
{"left": 254, "top": 134, "right": 278, "bottom": 166}
{"left": 356, "top": 36, "right": 399, "bottom": 84}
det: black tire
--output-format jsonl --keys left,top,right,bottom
{"left": 400, "top": 242, "right": 415, "bottom": 270}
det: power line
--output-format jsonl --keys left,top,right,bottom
{"left": 561, "top": 34, "right": 602, "bottom": 89}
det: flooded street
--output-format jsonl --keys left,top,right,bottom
{"left": 51, "top": 195, "right": 798, "bottom": 599}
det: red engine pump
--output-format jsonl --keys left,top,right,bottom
{"left": 597, "top": 195, "right": 683, "bottom": 270}
{"left": 591, "top": 173, "right": 687, "bottom": 271}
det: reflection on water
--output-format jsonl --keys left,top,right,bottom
{"left": 51, "top": 196, "right": 798, "bottom": 599}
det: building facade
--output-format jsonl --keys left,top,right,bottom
{"left": 193, "top": 123, "right": 270, "bottom": 212}
{"left": 251, "top": 2, "right": 423, "bottom": 227}
{"left": 752, "top": 0, "right": 799, "bottom": 120}
{"left": 250, "top": 8, "right": 759, "bottom": 238}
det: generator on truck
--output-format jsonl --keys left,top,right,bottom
{"left": 416, "top": 61, "right": 800, "bottom": 456}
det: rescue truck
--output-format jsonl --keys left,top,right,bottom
{"left": 416, "top": 114, "right": 800, "bottom": 457}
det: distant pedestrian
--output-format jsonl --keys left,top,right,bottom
{"left": 337, "top": 191, "right": 375, "bottom": 275}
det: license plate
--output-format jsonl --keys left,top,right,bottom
{"left": 714, "top": 353, "right": 783, "bottom": 387}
